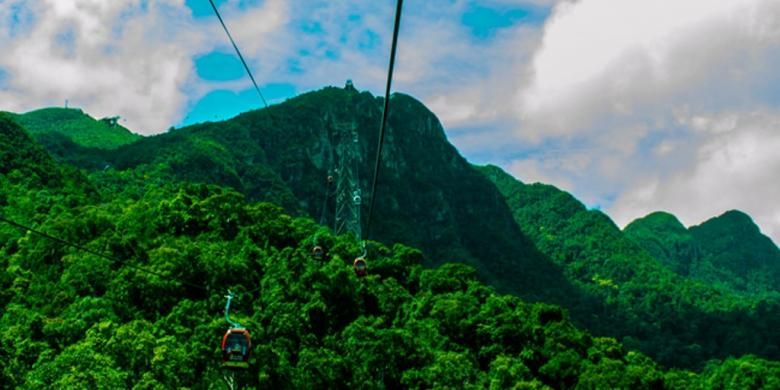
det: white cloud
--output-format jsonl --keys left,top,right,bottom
{"left": 508, "top": 157, "right": 575, "bottom": 190}
{"left": 0, "top": 0, "right": 291, "bottom": 134}
{"left": 0, "top": 0, "right": 542, "bottom": 137}
{"left": 0, "top": 0, "right": 202, "bottom": 133}
{"left": 5, "top": 0, "right": 776, "bottom": 245}
{"left": 482, "top": 0, "right": 562, "bottom": 6}
{"left": 215, "top": 0, "right": 290, "bottom": 74}
{"left": 510, "top": 0, "right": 780, "bottom": 243}
{"left": 609, "top": 110, "right": 780, "bottom": 241}
{"left": 394, "top": 16, "right": 544, "bottom": 145}
{"left": 519, "top": 0, "right": 780, "bottom": 137}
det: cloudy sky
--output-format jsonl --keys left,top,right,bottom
{"left": 1, "top": 0, "right": 779, "bottom": 244}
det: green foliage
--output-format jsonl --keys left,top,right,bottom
{"left": 4, "top": 144, "right": 759, "bottom": 389}
{"left": 28, "top": 87, "right": 580, "bottom": 310}
{"left": 11, "top": 107, "right": 141, "bottom": 149}
{"left": 479, "top": 164, "right": 780, "bottom": 369}
{"left": 701, "top": 355, "right": 780, "bottom": 389}
{"left": 4, "top": 87, "right": 780, "bottom": 387}
{"left": 690, "top": 210, "right": 780, "bottom": 293}
{"left": 1, "top": 113, "right": 63, "bottom": 186}
{"left": 624, "top": 211, "right": 697, "bottom": 275}
{"left": 626, "top": 210, "right": 780, "bottom": 294}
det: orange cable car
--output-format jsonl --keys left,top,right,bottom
{"left": 221, "top": 328, "right": 251, "bottom": 368}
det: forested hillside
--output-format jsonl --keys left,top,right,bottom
{"left": 8, "top": 114, "right": 780, "bottom": 388}
{"left": 6, "top": 107, "right": 141, "bottom": 149}
{"left": 626, "top": 210, "right": 780, "bottom": 294}
{"left": 5, "top": 84, "right": 780, "bottom": 374}
{"left": 623, "top": 212, "right": 697, "bottom": 275}
{"left": 28, "top": 86, "right": 583, "bottom": 309}
{"left": 480, "top": 164, "right": 780, "bottom": 368}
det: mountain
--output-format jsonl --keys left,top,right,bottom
{"left": 10, "top": 84, "right": 780, "bottom": 370}
{"left": 6, "top": 107, "right": 141, "bottom": 150}
{"left": 626, "top": 210, "right": 780, "bottom": 293}
{"left": 0, "top": 113, "right": 61, "bottom": 184}
{"left": 690, "top": 210, "right": 780, "bottom": 292}
{"left": 59, "top": 85, "right": 582, "bottom": 308}
{"left": 0, "top": 113, "right": 96, "bottom": 219}
{"left": 479, "top": 164, "right": 780, "bottom": 368}
{"left": 623, "top": 212, "right": 697, "bottom": 276}
{"left": 2, "top": 123, "right": 779, "bottom": 387}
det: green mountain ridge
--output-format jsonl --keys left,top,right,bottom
{"left": 2, "top": 113, "right": 780, "bottom": 388}
{"left": 480, "top": 164, "right": 780, "bottom": 367}
{"left": 5, "top": 107, "right": 141, "bottom": 150}
{"left": 0, "top": 114, "right": 97, "bottom": 223}
{"left": 626, "top": 210, "right": 780, "bottom": 294}
{"left": 623, "top": 211, "right": 697, "bottom": 275}
{"left": 7, "top": 85, "right": 780, "bottom": 371}
{"left": 44, "top": 86, "right": 582, "bottom": 307}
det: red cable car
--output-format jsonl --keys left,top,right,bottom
{"left": 221, "top": 328, "right": 251, "bottom": 368}
{"left": 353, "top": 257, "right": 367, "bottom": 277}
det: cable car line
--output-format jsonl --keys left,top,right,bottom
{"left": 0, "top": 213, "right": 270, "bottom": 299}
{"left": 365, "top": 0, "right": 404, "bottom": 243}
{"left": 0, "top": 214, "right": 210, "bottom": 291}
{"left": 0, "top": 2, "right": 408, "bottom": 380}
{"left": 207, "top": 0, "right": 270, "bottom": 109}
{"left": 0, "top": 1, "right": 407, "bottom": 289}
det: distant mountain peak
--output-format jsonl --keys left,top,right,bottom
{"left": 692, "top": 209, "right": 771, "bottom": 243}
{"left": 625, "top": 211, "right": 687, "bottom": 234}
{"left": 625, "top": 207, "right": 780, "bottom": 293}
{"left": 13, "top": 106, "right": 141, "bottom": 149}
{"left": 704, "top": 209, "right": 758, "bottom": 229}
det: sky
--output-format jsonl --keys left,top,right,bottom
{"left": 1, "top": 0, "right": 780, "bottom": 244}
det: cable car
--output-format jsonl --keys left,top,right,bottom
{"left": 353, "top": 257, "right": 367, "bottom": 277}
{"left": 221, "top": 328, "right": 251, "bottom": 368}
{"left": 312, "top": 245, "right": 325, "bottom": 260}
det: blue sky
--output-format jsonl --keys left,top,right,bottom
{"left": 2, "top": 0, "right": 780, "bottom": 243}
{"left": 177, "top": 0, "right": 551, "bottom": 127}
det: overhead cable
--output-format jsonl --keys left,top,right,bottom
{"left": 365, "top": 0, "right": 404, "bottom": 242}
{"left": 207, "top": 0, "right": 270, "bottom": 109}
{"left": 0, "top": 214, "right": 209, "bottom": 291}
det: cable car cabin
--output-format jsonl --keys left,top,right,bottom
{"left": 353, "top": 257, "right": 367, "bottom": 277}
{"left": 221, "top": 328, "right": 251, "bottom": 368}
{"left": 312, "top": 246, "right": 325, "bottom": 260}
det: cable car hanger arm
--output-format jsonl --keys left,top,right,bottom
{"left": 224, "top": 290, "right": 242, "bottom": 329}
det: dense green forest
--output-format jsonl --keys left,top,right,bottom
{"left": 480, "top": 165, "right": 780, "bottom": 368}
{"left": 3, "top": 107, "right": 141, "bottom": 150}
{"left": 4, "top": 83, "right": 780, "bottom": 387}
{"left": 25, "top": 86, "right": 583, "bottom": 309}
{"left": 9, "top": 86, "right": 780, "bottom": 370}
{"left": 3, "top": 113, "right": 780, "bottom": 388}
{"left": 625, "top": 211, "right": 780, "bottom": 294}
